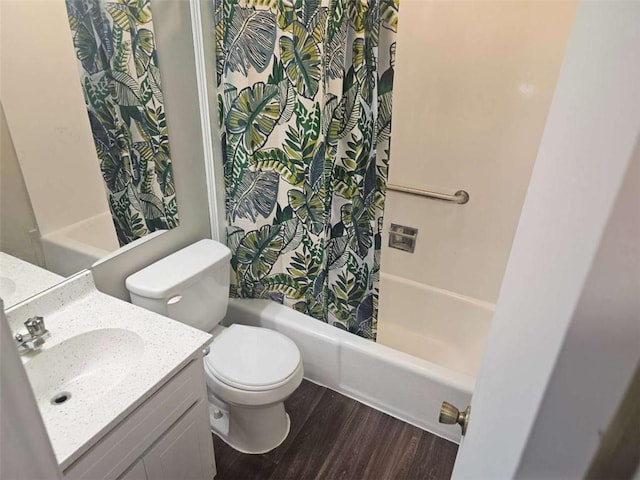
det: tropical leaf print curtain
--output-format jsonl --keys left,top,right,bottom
{"left": 65, "top": 0, "right": 179, "bottom": 246}
{"left": 216, "top": 0, "right": 398, "bottom": 340}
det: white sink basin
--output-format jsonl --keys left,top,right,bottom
{"left": 5, "top": 271, "right": 212, "bottom": 468}
{"left": 25, "top": 328, "right": 144, "bottom": 411}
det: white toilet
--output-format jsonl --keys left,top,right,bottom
{"left": 125, "top": 239, "right": 304, "bottom": 454}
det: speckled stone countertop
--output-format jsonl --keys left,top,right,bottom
{"left": 0, "top": 253, "right": 64, "bottom": 308}
{"left": 6, "top": 271, "right": 213, "bottom": 470}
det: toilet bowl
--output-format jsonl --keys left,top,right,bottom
{"left": 126, "top": 239, "right": 304, "bottom": 454}
{"left": 203, "top": 325, "right": 303, "bottom": 453}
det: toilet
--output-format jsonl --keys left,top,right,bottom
{"left": 125, "top": 239, "right": 304, "bottom": 454}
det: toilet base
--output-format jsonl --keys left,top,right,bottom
{"left": 208, "top": 401, "right": 291, "bottom": 454}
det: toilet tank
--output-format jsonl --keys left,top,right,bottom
{"left": 126, "top": 239, "right": 231, "bottom": 332}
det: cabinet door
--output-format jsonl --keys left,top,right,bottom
{"left": 143, "top": 400, "right": 215, "bottom": 480}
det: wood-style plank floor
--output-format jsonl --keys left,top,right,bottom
{"left": 212, "top": 380, "right": 458, "bottom": 480}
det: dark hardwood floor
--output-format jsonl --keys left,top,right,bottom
{"left": 212, "top": 380, "right": 458, "bottom": 480}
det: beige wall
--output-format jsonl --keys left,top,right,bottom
{"left": 380, "top": 1, "right": 576, "bottom": 304}
{"left": 0, "top": 103, "right": 42, "bottom": 265}
{"left": 0, "top": 0, "right": 110, "bottom": 236}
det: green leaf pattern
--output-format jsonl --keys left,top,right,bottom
{"left": 65, "top": 0, "right": 179, "bottom": 246}
{"left": 218, "top": 0, "right": 399, "bottom": 340}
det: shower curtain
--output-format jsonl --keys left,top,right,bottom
{"left": 217, "top": 0, "right": 399, "bottom": 340}
{"left": 65, "top": 0, "right": 179, "bottom": 247}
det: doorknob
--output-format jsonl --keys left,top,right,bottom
{"left": 439, "top": 401, "right": 471, "bottom": 435}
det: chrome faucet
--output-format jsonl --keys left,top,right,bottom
{"left": 14, "top": 316, "right": 50, "bottom": 352}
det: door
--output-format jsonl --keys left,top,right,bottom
{"left": 447, "top": 2, "right": 640, "bottom": 478}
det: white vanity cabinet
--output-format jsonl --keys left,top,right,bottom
{"left": 137, "top": 403, "right": 214, "bottom": 480}
{"left": 63, "top": 359, "right": 216, "bottom": 480}
{"left": 119, "top": 404, "right": 213, "bottom": 480}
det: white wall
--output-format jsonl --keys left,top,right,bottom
{"left": 381, "top": 0, "right": 576, "bottom": 303}
{"left": 90, "top": 0, "right": 212, "bottom": 300}
{"left": 0, "top": 0, "right": 111, "bottom": 236}
{"left": 451, "top": 1, "right": 640, "bottom": 477}
{"left": 0, "top": 103, "right": 42, "bottom": 266}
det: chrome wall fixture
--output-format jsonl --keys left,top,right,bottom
{"left": 387, "top": 183, "right": 470, "bottom": 204}
{"left": 388, "top": 224, "right": 418, "bottom": 253}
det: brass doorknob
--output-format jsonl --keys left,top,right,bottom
{"left": 439, "top": 401, "right": 471, "bottom": 435}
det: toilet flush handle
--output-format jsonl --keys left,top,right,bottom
{"left": 167, "top": 294, "right": 183, "bottom": 305}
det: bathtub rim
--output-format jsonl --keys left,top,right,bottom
{"left": 40, "top": 212, "right": 119, "bottom": 260}
{"left": 224, "top": 298, "right": 476, "bottom": 444}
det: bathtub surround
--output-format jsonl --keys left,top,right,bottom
{"left": 218, "top": 0, "right": 399, "bottom": 340}
{"left": 65, "top": 0, "right": 179, "bottom": 246}
{"left": 377, "top": 1, "right": 576, "bottom": 360}
{"left": 381, "top": 0, "right": 576, "bottom": 303}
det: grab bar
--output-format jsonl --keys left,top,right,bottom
{"left": 386, "top": 183, "right": 470, "bottom": 204}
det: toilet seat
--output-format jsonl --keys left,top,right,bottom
{"left": 204, "top": 325, "right": 301, "bottom": 392}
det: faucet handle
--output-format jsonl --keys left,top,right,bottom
{"left": 25, "top": 316, "right": 46, "bottom": 336}
{"left": 14, "top": 316, "right": 49, "bottom": 353}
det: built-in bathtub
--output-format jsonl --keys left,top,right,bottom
{"left": 377, "top": 272, "right": 493, "bottom": 378}
{"left": 225, "top": 297, "right": 489, "bottom": 443}
{"left": 41, "top": 212, "right": 120, "bottom": 276}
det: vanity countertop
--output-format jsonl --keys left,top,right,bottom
{"left": 0, "top": 252, "right": 64, "bottom": 308}
{"left": 5, "top": 271, "right": 213, "bottom": 470}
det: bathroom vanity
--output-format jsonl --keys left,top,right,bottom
{"left": 64, "top": 359, "right": 214, "bottom": 480}
{"left": 5, "top": 271, "right": 216, "bottom": 480}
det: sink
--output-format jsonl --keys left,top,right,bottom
{"left": 25, "top": 328, "right": 144, "bottom": 411}
{"left": 5, "top": 270, "right": 212, "bottom": 468}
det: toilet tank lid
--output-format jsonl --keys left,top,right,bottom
{"left": 125, "top": 239, "right": 231, "bottom": 299}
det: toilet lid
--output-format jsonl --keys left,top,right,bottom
{"left": 205, "top": 325, "right": 301, "bottom": 391}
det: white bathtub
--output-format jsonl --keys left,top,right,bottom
{"left": 377, "top": 272, "right": 493, "bottom": 378}
{"left": 225, "top": 298, "right": 483, "bottom": 443}
{"left": 41, "top": 212, "right": 120, "bottom": 277}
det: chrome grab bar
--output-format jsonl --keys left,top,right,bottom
{"left": 386, "top": 183, "right": 470, "bottom": 204}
